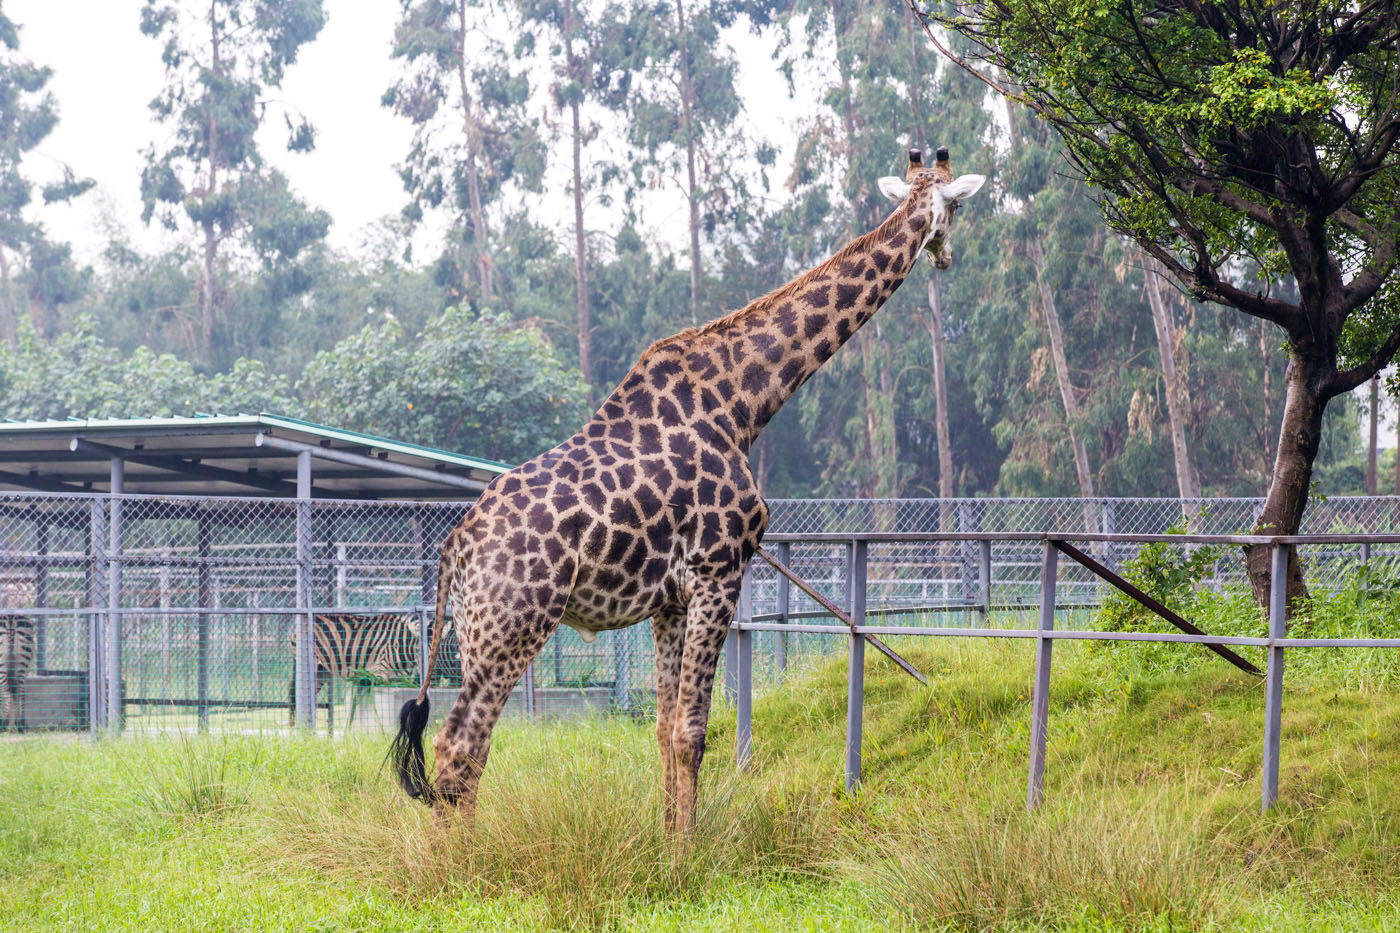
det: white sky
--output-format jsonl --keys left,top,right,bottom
{"left": 6, "top": 0, "right": 807, "bottom": 265}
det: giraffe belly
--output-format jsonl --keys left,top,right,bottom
{"left": 558, "top": 584, "right": 667, "bottom": 637}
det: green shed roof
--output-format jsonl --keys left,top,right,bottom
{"left": 0, "top": 413, "right": 511, "bottom": 500}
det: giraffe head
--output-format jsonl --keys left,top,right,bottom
{"left": 877, "top": 147, "right": 985, "bottom": 270}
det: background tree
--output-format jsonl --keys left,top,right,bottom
{"left": 385, "top": 0, "right": 545, "bottom": 307}
{"left": 0, "top": 316, "right": 292, "bottom": 420}
{"left": 516, "top": 0, "right": 641, "bottom": 402}
{"left": 300, "top": 305, "right": 591, "bottom": 462}
{"left": 626, "top": 0, "right": 774, "bottom": 326}
{"left": 923, "top": 1, "right": 1400, "bottom": 603}
{"left": 139, "top": 0, "right": 329, "bottom": 361}
{"left": 0, "top": 9, "right": 91, "bottom": 345}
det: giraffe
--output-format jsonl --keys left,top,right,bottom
{"left": 390, "top": 146, "right": 986, "bottom": 833}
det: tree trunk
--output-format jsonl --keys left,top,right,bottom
{"left": 1259, "top": 319, "right": 1274, "bottom": 489}
{"left": 857, "top": 326, "right": 899, "bottom": 498}
{"left": 1028, "top": 242, "right": 1095, "bottom": 509}
{"left": 564, "top": 0, "right": 592, "bottom": 402}
{"left": 1366, "top": 374, "right": 1379, "bottom": 495}
{"left": 455, "top": 1, "right": 492, "bottom": 303}
{"left": 1245, "top": 357, "right": 1325, "bottom": 609}
{"left": 0, "top": 248, "right": 16, "bottom": 348}
{"left": 676, "top": 0, "right": 701, "bottom": 326}
{"left": 201, "top": 3, "right": 221, "bottom": 358}
{"left": 1142, "top": 249, "right": 1201, "bottom": 500}
{"left": 924, "top": 275, "right": 955, "bottom": 542}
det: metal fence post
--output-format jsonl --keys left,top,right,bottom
{"left": 736, "top": 570, "right": 753, "bottom": 769}
{"left": 295, "top": 452, "right": 315, "bottom": 731}
{"left": 523, "top": 660, "right": 536, "bottom": 720}
{"left": 197, "top": 511, "right": 212, "bottom": 732}
{"left": 1262, "top": 543, "right": 1288, "bottom": 812}
{"left": 846, "top": 539, "right": 868, "bottom": 793}
{"left": 775, "top": 541, "right": 791, "bottom": 678}
{"left": 1027, "top": 539, "right": 1058, "bottom": 810}
{"left": 978, "top": 539, "right": 992, "bottom": 625}
{"left": 613, "top": 626, "right": 630, "bottom": 710}
{"left": 959, "top": 501, "right": 976, "bottom": 603}
{"left": 1102, "top": 500, "right": 1117, "bottom": 572}
{"left": 723, "top": 627, "right": 738, "bottom": 704}
{"left": 106, "top": 460, "right": 124, "bottom": 732}
{"left": 34, "top": 516, "right": 48, "bottom": 672}
{"left": 418, "top": 605, "right": 431, "bottom": 682}
{"left": 87, "top": 497, "right": 106, "bottom": 736}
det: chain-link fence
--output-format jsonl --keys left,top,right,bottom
{"left": 2, "top": 492, "right": 1397, "bottom": 737}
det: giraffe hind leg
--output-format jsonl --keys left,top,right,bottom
{"left": 429, "top": 597, "right": 571, "bottom": 817}
{"left": 650, "top": 608, "right": 687, "bottom": 832}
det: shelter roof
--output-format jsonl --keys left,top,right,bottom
{"left": 0, "top": 413, "right": 510, "bottom": 500}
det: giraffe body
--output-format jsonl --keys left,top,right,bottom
{"left": 391, "top": 147, "right": 985, "bottom": 832}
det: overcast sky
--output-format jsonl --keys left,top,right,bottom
{"left": 6, "top": 0, "right": 802, "bottom": 265}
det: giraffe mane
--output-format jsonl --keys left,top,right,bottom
{"left": 641, "top": 190, "right": 924, "bottom": 361}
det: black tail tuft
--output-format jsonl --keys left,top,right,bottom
{"left": 388, "top": 696, "right": 433, "bottom": 802}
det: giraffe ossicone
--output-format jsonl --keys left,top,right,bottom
{"left": 389, "top": 145, "right": 987, "bottom": 834}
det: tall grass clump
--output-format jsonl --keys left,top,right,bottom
{"left": 262, "top": 720, "right": 840, "bottom": 928}
{"left": 133, "top": 735, "right": 267, "bottom": 820}
{"left": 857, "top": 786, "right": 1248, "bottom": 930}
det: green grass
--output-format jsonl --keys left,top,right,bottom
{"left": 6, "top": 628, "right": 1400, "bottom": 931}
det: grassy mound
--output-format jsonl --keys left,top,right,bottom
{"left": 5, "top": 634, "right": 1400, "bottom": 930}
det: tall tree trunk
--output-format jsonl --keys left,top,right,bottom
{"left": 1245, "top": 357, "right": 1324, "bottom": 608}
{"left": 1028, "top": 241, "right": 1095, "bottom": 505}
{"left": 200, "top": 3, "right": 221, "bottom": 358}
{"left": 675, "top": 0, "right": 701, "bottom": 326}
{"left": 1366, "top": 374, "right": 1379, "bottom": 495}
{"left": 564, "top": 0, "right": 591, "bottom": 402}
{"left": 1141, "top": 249, "right": 1201, "bottom": 500}
{"left": 1260, "top": 319, "right": 1274, "bottom": 489}
{"left": 924, "top": 275, "right": 955, "bottom": 541}
{"left": 456, "top": 1, "right": 492, "bottom": 302}
{"left": 0, "top": 248, "right": 16, "bottom": 348}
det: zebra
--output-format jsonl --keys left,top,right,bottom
{"left": 0, "top": 613, "right": 36, "bottom": 732}
{"left": 287, "top": 613, "right": 422, "bottom": 728}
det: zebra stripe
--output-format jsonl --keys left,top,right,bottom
{"left": 0, "top": 614, "right": 36, "bottom": 732}
{"left": 288, "top": 613, "right": 420, "bottom": 719}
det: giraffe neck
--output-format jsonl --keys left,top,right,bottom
{"left": 696, "top": 201, "right": 930, "bottom": 450}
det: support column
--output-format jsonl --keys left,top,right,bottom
{"left": 197, "top": 512, "right": 212, "bottom": 732}
{"left": 87, "top": 498, "right": 106, "bottom": 736}
{"left": 775, "top": 541, "right": 791, "bottom": 677}
{"left": 1262, "top": 544, "right": 1288, "bottom": 812}
{"left": 845, "top": 539, "right": 867, "bottom": 793}
{"left": 1027, "top": 540, "right": 1058, "bottom": 810}
{"left": 106, "top": 459, "right": 124, "bottom": 731}
{"left": 295, "top": 451, "right": 315, "bottom": 731}
{"left": 736, "top": 570, "right": 753, "bottom": 769}
{"left": 978, "top": 539, "right": 992, "bottom": 625}
{"left": 33, "top": 516, "right": 48, "bottom": 672}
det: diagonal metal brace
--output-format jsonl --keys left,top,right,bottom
{"left": 755, "top": 544, "right": 928, "bottom": 685}
{"left": 1051, "top": 538, "right": 1262, "bottom": 676}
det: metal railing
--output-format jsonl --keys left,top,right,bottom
{"left": 724, "top": 530, "right": 1400, "bottom": 813}
{"left": 2, "top": 490, "right": 1398, "bottom": 746}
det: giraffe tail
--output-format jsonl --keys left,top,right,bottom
{"left": 389, "top": 539, "right": 455, "bottom": 802}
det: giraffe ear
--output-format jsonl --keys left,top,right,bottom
{"left": 939, "top": 174, "right": 986, "bottom": 201}
{"left": 877, "top": 176, "right": 911, "bottom": 202}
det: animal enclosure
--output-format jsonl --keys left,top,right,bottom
{"left": 1, "top": 491, "right": 1397, "bottom": 736}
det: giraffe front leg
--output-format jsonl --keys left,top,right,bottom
{"left": 651, "top": 608, "right": 686, "bottom": 832}
{"left": 671, "top": 577, "right": 743, "bottom": 836}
